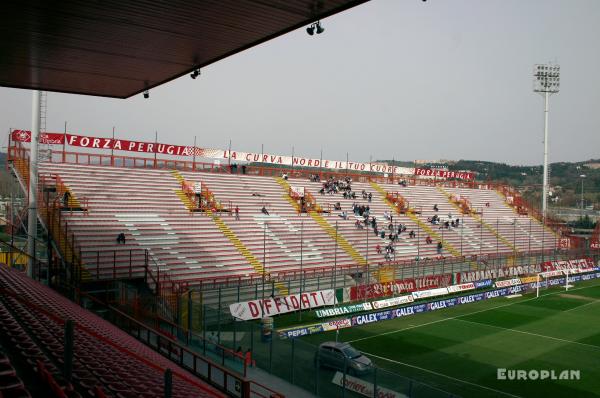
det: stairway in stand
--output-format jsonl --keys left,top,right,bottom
{"left": 276, "top": 177, "right": 366, "bottom": 266}
{"left": 172, "top": 170, "right": 288, "bottom": 295}
{"left": 437, "top": 185, "right": 518, "bottom": 253}
{"left": 370, "top": 181, "right": 464, "bottom": 259}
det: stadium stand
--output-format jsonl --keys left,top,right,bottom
{"left": 35, "top": 161, "right": 559, "bottom": 288}
{"left": 0, "top": 264, "right": 226, "bottom": 398}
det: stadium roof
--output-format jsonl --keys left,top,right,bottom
{"left": 1, "top": 0, "right": 369, "bottom": 99}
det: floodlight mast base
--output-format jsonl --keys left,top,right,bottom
{"left": 27, "top": 90, "right": 41, "bottom": 278}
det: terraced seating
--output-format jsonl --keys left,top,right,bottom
{"left": 0, "top": 343, "right": 31, "bottom": 397}
{"left": 180, "top": 172, "right": 357, "bottom": 274}
{"left": 443, "top": 186, "right": 556, "bottom": 253}
{"left": 0, "top": 265, "right": 224, "bottom": 398}
{"left": 37, "top": 162, "right": 557, "bottom": 287}
{"left": 39, "top": 163, "right": 252, "bottom": 283}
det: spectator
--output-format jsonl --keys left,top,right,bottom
{"left": 375, "top": 244, "right": 382, "bottom": 254}
{"left": 242, "top": 165, "right": 247, "bottom": 174}
{"left": 368, "top": 193, "right": 372, "bottom": 202}
{"left": 245, "top": 349, "right": 253, "bottom": 367}
{"left": 409, "top": 230, "right": 415, "bottom": 238}
{"left": 208, "top": 331, "right": 218, "bottom": 347}
{"left": 116, "top": 232, "right": 126, "bottom": 244}
{"left": 282, "top": 172, "right": 288, "bottom": 180}
{"left": 235, "top": 206, "right": 240, "bottom": 220}
{"left": 433, "top": 204, "right": 439, "bottom": 212}
{"left": 261, "top": 206, "right": 270, "bottom": 215}
{"left": 437, "top": 241, "right": 443, "bottom": 254}
{"left": 63, "top": 191, "right": 71, "bottom": 206}
{"left": 425, "top": 236, "right": 433, "bottom": 245}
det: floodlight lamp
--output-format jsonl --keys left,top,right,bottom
{"left": 190, "top": 69, "right": 200, "bottom": 79}
{"left": 316, "top": 21, "right": 324, "bottom": 34}
{"left": 306, "top": 25, "right": 315, "bottom": 35}
{"left": 143, "top": 90, "right": 149, "bottom": 99}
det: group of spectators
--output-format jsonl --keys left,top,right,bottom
{"left": 361, "top": 190, "right": 373, "bottom": 202}
{"left": 428, "top": 214, "right": 460, "bottom": 230}
{"left": 229, "top": 163, "right": 247, "bottom": 174}
{"left": 375, "top": 243, "right": 396, "bottom": 261}
{"left": 309, "top": 174, "right": 320, "bottom": 182}
{"left": 352, "top": 203, "right": 370, "bottom": 217}
{"left": 319, "top": 177, "right": 352, "bottom": 195}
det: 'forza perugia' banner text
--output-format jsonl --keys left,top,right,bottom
{"left": 414, "top": 167, "right": 475, "bottom": 180}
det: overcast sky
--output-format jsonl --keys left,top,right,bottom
{"left": 1, "top": 0, "right": 599, "bottom": 166}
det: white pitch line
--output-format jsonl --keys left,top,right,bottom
{"left": 348, "top": 282, "right": 600, "bottom": 343}
{"left": 363, "top": 351, "right": 523, "bottom": 398}
{"left": 453, "top": 318, "right": 600, "bottom": 351}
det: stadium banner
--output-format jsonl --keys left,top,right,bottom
{"left": 414, "top": 167, "right": 475, "bottom": 180}
{"left": 446, "top": 282, "right": 476, "bottom": 294}
{"left": 321, "top": 318, "right": 353, "bottom": 332}
{"left": 519, "top": 276, "right": 539, "bottom": 284}
{"left": 411, "top": 287, "right": 449, "bottom": 300}
{"left": 278, "top": 324, "right": 325, "bottom": 339}
{"left": 391, "top": 305, "right": 419, "bottom": 318}
{"left": 474, "top": 279, "right": 493, "bottom": 289}
{"left": 591, "top": 239, "right": 599, "bottom": 249}
{"left": 541, "top": 270, "right": 565, "bottom": 278}
{"left": 349, "top": 274, "right": 453, "bottom": 300}
{"left": 11, "top": 129, "right": 418, "bottom": 175}
{"left": 331, "top": 372, "right": 403, "bottom": 398}
{"left": 456, "top": 263, "right": 541, "bottom": 283}
{"left": 278, "top": 272, "right": 600, "bottom": 339}
{"left": 540, "top": 258, "right": 595, "bottom": 272}
{"left": 351, "top": 310, "right": 394, "bottom": 326}
{"left": 371, "top": 294, "right": 414, "bottom": 310}
{"left": 315, "top": 303, "right": 372, "bottom": 318}
{"left": 494, "top": 278, "right": 522, "bottom": 288}
{"left": 11, "top": 130, "right": 64, "bottom": 145}
{"left": 229, "top": 289, "right": 335, "bottom": 320}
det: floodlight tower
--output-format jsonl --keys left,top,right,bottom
{"left": 533, "top": 64, "right": 560, "bottom": 220}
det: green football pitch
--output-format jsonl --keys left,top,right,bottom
{"left": 300, "top": 278, "right": 600, "bottom": 398}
